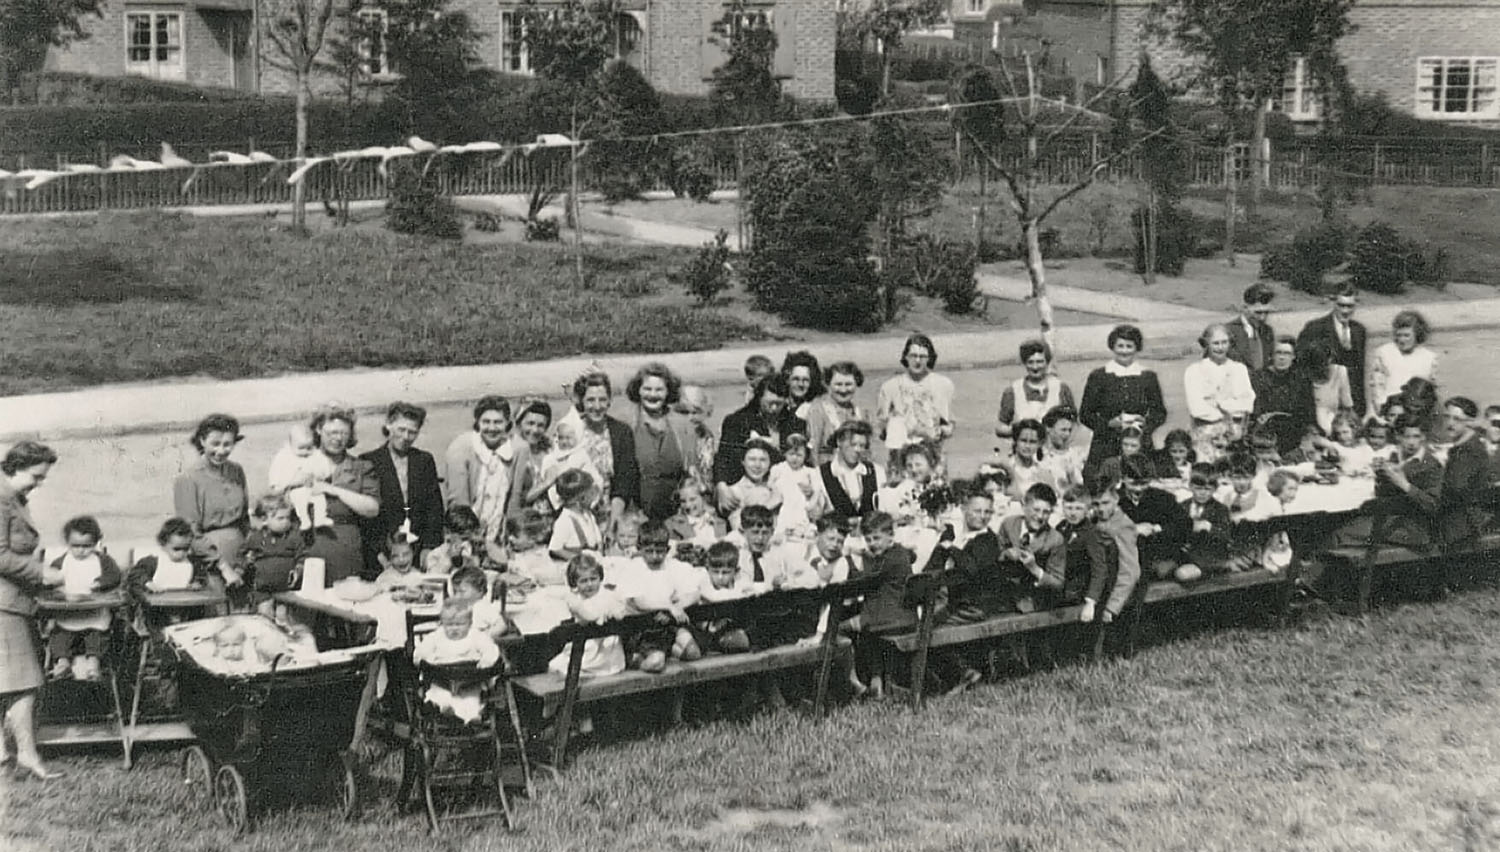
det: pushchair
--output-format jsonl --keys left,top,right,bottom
{"left": 163, "top": 613, "right": 383, "bottom": 834}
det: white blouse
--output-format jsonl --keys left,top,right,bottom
{"left": 1183, "top": 358, "right": 1255, "bottom": 423}
{"left": 1369, "top": 342, "right": 1438, "bottom": 413}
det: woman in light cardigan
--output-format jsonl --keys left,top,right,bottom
{"left": 1182, "top": 323, "right": 1256, "bottom": 460}
{"left": 444, "top": 396, "right": 532, "bottom": 542}
{"left": 1369, "top": 310, "right": 1438, "bottom": 418}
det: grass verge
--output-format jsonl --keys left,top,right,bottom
{"left": 9, "top": 578, "right": 1500, "bottom": 851}
{"left": 0, "top": 212, "right": 766, "bottom": 395}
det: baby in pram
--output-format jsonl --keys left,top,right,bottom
{"left": 412, "top": 598, "right": 500, "bottom": 723}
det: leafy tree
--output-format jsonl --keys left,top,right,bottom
{"left": 868, "top": 90, "right": 950, "bottom": 318}
{"left": 381, "top": 0, "right": 487, "bottom": 139}
{"left": 1150, "top": 0, "right": 1352, "bottom": 230}
{"left": 592, "top": 59, "right": 662, "bottom": 200}
{"left": 709, "top": 1, "right": 781, "bottom": 126}
{"left": 950, "top": 64, "right": 1005, "bottom": 254}
{"left": 1127, "top": 54, "right": 1187, "bottom": 282}
{"left": 264, "top": 0, "right": 346, "bottom": 232}
{"left": 844, "top": 0, "right": 947, "bottom": 97}
{"left": 0, "top": 0, "right": 103, "bottom": 104}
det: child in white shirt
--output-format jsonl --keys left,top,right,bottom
{"left": 548, "top": 553, "right": 627, "bottom": 678}
{"left": 549, "top": 470, "right": 603, "bottom": 562}
{"left": 1260, "top": 470, "right": 1299, "bottom": 574}
{"left": 45, "top": 516, "right": 122, "bottom": 682}
{"left": 769, "top": 435, "right": 819, "bottom": 540}
{"left": 412, "top": 598, "right": 501, "bottom": 723}
{"left": 691, "top": 542, "right": 754, "bottom": 654}
{"left": 374, "top": 533, "right": 424, "bottom": 592}
{"left": 267, "top": 424, "right": 334, "bottom": 530}
{"left": 1325, "top": 412, "right": 1376, "bottom": 478}
{"left": 613, "top": 521, "right": 703, "bottom": 672}
{"left": 424, "top": 505, "right": 487, "bottom": 574}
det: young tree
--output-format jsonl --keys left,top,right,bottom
{"left": 264, "top": 0, "right": 346, "bottom": 232}
{"left": 950, "top": 64, "right": 1004, "bottom": 254}
{"left": 1126, "top": 54, "right": 1187, "bottom": 283}
{"left": 846, "top": 0, "right": 947, "bottom": 97}
{"left": 0, "top": 0, "right": 104, "bottom": 104}
{"left": 1151, "top": 0, "right": 1352, "bottom": 227}
{"left": 868, "top": 90, "right": 951, "bottom": 319}
{"left": 382, "top": 0, "right": 486, "bottom": 138}
{"left": 709, "top": 3, "right": 782, "bottom": 126}
{"left": 950, "top": 55, "right": 1165, "bottom": 354}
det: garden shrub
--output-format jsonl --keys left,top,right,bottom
{"left": 659, "top": 142, "right": 718, "bottom": 203}
{"left": 526, "top": 217, "right": 561, "bottom": 242}
{"left": 1260, "top": 219, "right": 1351, "bottom": 294}
{"left": 887, "top": 234, "right": 980, "bottom": 314}
{"left": 680, "top": 229, "right": 733, "bottom": 305}
{"left": 1130, "top": 204, "right": 1196, "bottom": 277}
{"left": 1348, "top": 221, "right": 1451, "bottom": 294}
{"left": 385, "top": 165, "right": 463, "bottom": 240}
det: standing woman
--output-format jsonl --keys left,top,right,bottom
{"left": 509, "top": 399, "right": 554, "bottom": 516}
{"left": 626, "top": 363, "right": 698, "bottom": 521}
{"left": 0, "top": 442, "right": 63, "bottom": 779}
{"left": 1078, "top": 324, "right": 1168, "bottom": 481}
{"left": 445, "top": 396, "right": 529, "bottom": 541}
{"left": 1369, "top": 310, "right": 1439, "bottom": 417}
{"left": 1182, "top": 323, "right": 1256, "bottom": 460}
{"left": 781, "top": 351, "right": 826, "bottom": 422}
{"left": 996, "top": 340, "right": 1075, "bottom": 440}
{"left": 876, "top": 334, "right": 956, "bottom": 466}
{"left": 302, "top": 406, "right": 380, "bottom": 583}
{"left": 674, "top": 385, "right": 718, "bottom": 492}
{"left": 359, "top": 402, "right": 445, "bottom": 574}
{"left": 804, "top": 361, "right": 868, "bottom": 464}
{"left": 1300, "top": 338, "right": 1354, "bottom": 434}
{"left": 570, "top": 371, "right": 640, "bottom": 535}
{"left": 173, "top": 414, "right": 250, "bottom": 592}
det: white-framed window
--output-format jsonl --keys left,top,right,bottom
{"left": 356, "top": 8, "right": 390, "bottom": 77}
{"left": 711, "top": 5, "right": 773, "bottom": 40}
{"left": 499, "top": 9, "right": 531, "bottom": 74}
{"left": 125, "top": 11, "right": 184, "bottom": 80}
{"left": 1276, "top": 56, "right": 1320, "bottom": 121}
{"left": 1416, "top": 57, "right": 1499, "bottom": 119}
{"left": 965, "top": 0, "right": 984, "bottom": 15}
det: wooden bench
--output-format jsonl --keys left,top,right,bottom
{"left": 514, "top": 577, "right": 878, "bottom": 768}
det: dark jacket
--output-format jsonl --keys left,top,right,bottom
{"left": 1252, "top": 367, "right": 1318, "bottom": 453}
{"left": 1119, "top": 486, "right": 1191, "bottom": 567}
{"left": 855, "top": 544, "right": 918, "bottom": 634}
{"left": 1227, "top": 315, "right": 1276, "bottom": 370}
{"left": 1056, "top": 519, "right": 1117, "bottom": 605}
{"left": 604, "top": 416, "right": 642, "bottom": 510}
{"left": 360, "top": 443, "right": 445, "bottom": 576}
{"left": 1297, "top": 313, "right": 1369, "bottom": 416}
{"left": 713, "top": 403, "right": 805, "bottom": 485}
{"left": 937, "top": 529, "right": 1003, "bottom": 616}
{"left": 1440, "top": 433, "right": 1493, "bottom": 549}
{"left": 239, "top": 527, "right": 308, "bottom": 593}
{"left": 1182, "top": 498, "right": 1234, "bottom": 569}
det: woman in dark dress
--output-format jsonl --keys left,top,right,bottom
{"left": 300, "top": 406, "right": 380, "bottom": 583}
{"left": 1078, "top": 324, "right": 1168, "bottom": 482}
{"left": 626, "top": 363, "right": 697, "bottom": 521}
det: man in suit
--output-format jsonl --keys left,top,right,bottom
{"left": 359, "top": 402, "right": 445, "bottom": 577}
{"left": 1227, "top": 283, "right": 1276, "bottom": 371}
{"left": 1435, "top": 397, "right": 1493, "bottom": 552}
{"left": 713, "top": 373, "right": 805, "bottom": 510}
{"left": 1297, "top": 286, "right": 1368, "bottom": 416}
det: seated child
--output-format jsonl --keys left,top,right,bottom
{"left": 613, "top": 520, "right": 704, "bottom": 673}
{"left": 532, "top": 418, "right": 603, "bottom": 513}
{"left": 848, "top": 511, "right": 915, "bottom": 700}
{"left": 450, "top": 566, "right": 513, "bottom": 641}
{"left": 665, "top": 479, "right": 727, "bottom": 547}
{"left": 1260, "top": 470, "right": 1299, "bottom": 574}
{"left": 724, "top": 438, "right": 790, "bottom": 534}
{"left": 412, "top": 598, "right": 501, "bottom": 723}
{"left": 1093, "top": 426, "right": 1147, "bottom": 493}
{"left": 1364, "top": 416, "right": 1398, "bottom": 466}
{"left": 1154, "top": 428, "right": 1197, "bottom": 486}
{"left": 1054, "top": 486, "right": 1117, "bottom": 623}
{"left": 45, "top": 516, "right": 122, "bottom": 681}
{"left": 374, "top": 531, "right": 423, "bottom": 592}
{"left": 128, "top": 518, "right": 222, "bottom": 633}
{"left": 727, "top": 505, "right": 823, "bottom": 651}
{"left": 975, "top": 466, "right": 1017, "bottom": 527}
{"left": 1247, "top": 427, "right": 1284, "bottom": 488}
{"left": 690, "top": 542, "right": 754, "bottom": 654}
{"left": 1088, "top": 479, "right": 1140, "bottom": 625}
{"left": 1118, "top": 455, "right": 1191, "bottom": 583}
{"left": 1177, "top": 463, "right": 1234, "bottom": 582}
{"left": 549, "top": 470, "right": 603, "bottom": 562}
{"left": 991, "top": 484, "right": 1067, "bottom": 613}
{"left": 999, "top": 420, "right": 1051, "bottom": 503}
{"left": 924, "top": 488, "right": 1003, "bottom": 694}
{"left": 494, "top": 509, "right": 566, "bottom": 588}
{"left": 1322, "top": 412, "right": 1376, "bottom": 478}
{"left": 239, "top": 493, "right": 307, "bottom": 605}
{"left": 1224, "top": 450, "right": 1275, "bottom": 523}
{"left": 1282, "top": 423, "right": 1326, "bottom": 467}
{"left": 425, "top": 505, "right": 488, "bottom": 574}
{"left": 1036, "top": 407, "right": 1086, "bottom": 494}
{"left": 605, "top": 510, "right": 646, "bottom": 561}
{"left": 267, "top": 424, "right": 334, "bottom": 530}
{"left": 548, "top": 553, "right": 627, "bottom": 678}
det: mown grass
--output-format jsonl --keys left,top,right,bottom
{"left": 10, "top": 578, "right": 1500, "bottom": 852}
{"left": 0, "top": 212, "right": 766, "bottom": 394}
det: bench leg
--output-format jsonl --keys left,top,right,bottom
{"left": 1356, "top": 563, "right": 1374, "bottom": 616}
{"left": 812, "top": 602, "right": 843, "bottom": 717}
{"left": 550, "top": 641, "right": 587, "bottom": 770}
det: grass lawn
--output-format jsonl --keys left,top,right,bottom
{"left": 0, "top": 212, "right": 766, "bottom": 395}
{"left": 11, "top": 579, "right": 1500, "bottom": 851}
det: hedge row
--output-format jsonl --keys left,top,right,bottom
{"left": 21, "top": 71, "right": 257, "bottom": 105}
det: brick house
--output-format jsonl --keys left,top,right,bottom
{"left": 44, "top": 0, "right": 836, "bottom": 102}
{"left": 1021, "top": 0, "right": 1500, "bottom": 126}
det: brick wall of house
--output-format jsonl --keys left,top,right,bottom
{"left": 46, "top": 6, "right": 242, "bottom": 90}
{"left": 645, "top": 0, "right": 837, "bottom": 101}
{"left": 1342, "top": 2, "right": 1500, "bottom": 126}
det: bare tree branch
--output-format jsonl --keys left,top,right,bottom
{"left": 1034, "top": 126, "right": 1168, "bottom": 222}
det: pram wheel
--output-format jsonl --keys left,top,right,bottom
{"left": 332, "top": 750, "right": 363, "bottom": 820}
{"left": 181, "top": 746, "right": 213, "bottom": 801}
{"left": 213, "top": 765, "right": 250, "bottom": 835}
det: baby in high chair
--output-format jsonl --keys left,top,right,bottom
{"left": 412, "top": 598, "right": 501, "bottom": 723}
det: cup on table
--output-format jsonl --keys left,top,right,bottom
{"left": 300, "top": 557, "right": 327, "bottom": 592}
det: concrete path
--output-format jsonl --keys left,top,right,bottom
{"left": 3, "top": 299, "right": 1498, "bottom": 442}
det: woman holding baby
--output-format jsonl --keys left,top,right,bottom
{"left": 299, "top": 406, "right": 380, "bottom": 583}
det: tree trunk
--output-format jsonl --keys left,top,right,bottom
{"left": 1223, "top": 135, "right": 1237, "bottom": 267}
{"left": 975, "top": 164, "right": 987, "bottom": 254}
{"left": 879, "top": 39, "right": 892, "bottom": 98}
{"left": 570, "top": 108, "right": 584, "bottom": 286}
{"left": 1141, "top": 183, "right": 1156, "bottom": 285}
{"left": 292, "top": 73, "right": 309, "bottom": 233}
{"left": 1023, "top": 217, "right": 1055, "bottom": 356}
{"left": 1248, "top": 99, "right": 1267, "bottom": 217}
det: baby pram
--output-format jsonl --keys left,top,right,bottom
{"left": 163, "top": 614, "right": 383, "bottom": 834}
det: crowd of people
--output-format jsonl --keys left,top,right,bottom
{"left": 0, "top": 284, "right": 1496, "bottom": 777}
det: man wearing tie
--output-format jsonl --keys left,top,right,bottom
{"left": 1227, "top": 284, "right": 1276, "bottom": 371}
{"left": 1297, "top": 286, "right": 1368, "bottom": 417}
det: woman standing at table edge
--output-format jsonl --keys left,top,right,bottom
{"left": 1369, "top": 310, "right": 1439, "bottom": 419}
{"left": 172, "top": 413, "right": 250, "bottom": 594}
{"left": 0, "top": 441, "right": 63, "bottom": 780}
{"left": 627, "top": 363, "right": 697, "bottom": 522}
{"left": 300, "top": 405, "right": 380, "bottom": 583}
{"left": 1079, "top": 324, "right": 1167, "bottom": 481}
{"left": 996, "top": 339, "right": 1074, "bottom": 441}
